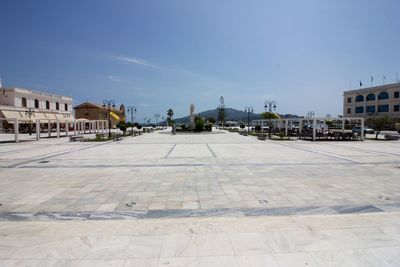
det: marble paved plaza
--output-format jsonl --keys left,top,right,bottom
{"left": 0, "top": 130, "right": 400, "bottom": 266}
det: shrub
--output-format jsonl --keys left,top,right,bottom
{"left": 207, "top": 117, "right": 216, "bottom": 124}
{"left": 117, "top": 122, "right": 127, "bottom": 134}
{"left": 255, "top": 125, "right": 261, "bottom": 132}
{"left": 240, "top": 124, "right": 245, "bottom": 129}
{"left": 195, "top": 118, "right": 205, "bottom": 131}
{"left": 204, "top": 124, "right": 212, "bottom": 131}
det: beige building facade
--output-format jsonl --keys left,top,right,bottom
{"left": 343, "top": 82, "right": 400, "bottom": 119}
{"left": 0, "top": 87, "right": 74, "bottom": 128}
{"left": 74, "top": 102, "right": 125, "bottom": 128}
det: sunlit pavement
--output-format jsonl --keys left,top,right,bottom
{"left": 0, "top": 129, "right": 399, "bottom": 266}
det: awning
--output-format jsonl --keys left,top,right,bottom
{"left": 0, "top": 110, "right": 76, "bottom": 123}
{"left": 33, "top": 112, "right": 48, "bottom": 121}
{"left": 0, "top": 110, "right": 24, "bottom": 123}
{"left": 45, "top": 113, "right": 57, "bottom": 120}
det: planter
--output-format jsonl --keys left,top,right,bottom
{"left": 257, "top": 135, "right": 266, "bottom": 140}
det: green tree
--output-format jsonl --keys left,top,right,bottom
{"left": 195, "top": 116, "right": 205, "bottom": 131}
{"left": 261, "top": 112, "right": 280, "bottom": 139}
{"left": 217, "top": 96, "right": 226, "bottom": 126}
{"left": 367, "top": 116, "right": 392, "bottom": 140}
{"left": 117, "top": 121, "right": 127, "bottom": 135}
{"left": 261, "top": 112, "right": 280, "bottom": 120}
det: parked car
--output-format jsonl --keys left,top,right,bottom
{"left": 380, "top": 131, "right": 400, "bottom": 140}
{"left": 352, "top": 127, "right": 375, "bottom": 134}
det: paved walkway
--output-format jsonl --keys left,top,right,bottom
{"left": 0, "top": 129, "right": 399, "bottom": 266}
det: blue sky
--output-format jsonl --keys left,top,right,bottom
{"left": 0, "top": 0, "right": 399, "bottom": 121}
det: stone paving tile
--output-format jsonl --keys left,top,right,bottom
{"left": 1, "top": 130, "right": 400, "bottom": 265}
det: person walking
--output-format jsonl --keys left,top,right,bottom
{"left": 172, "top": 124, "right": 176, "bottom": 135}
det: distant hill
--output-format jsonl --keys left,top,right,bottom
{"left": 174, "top": 108, "right": 303, "bottom": 123}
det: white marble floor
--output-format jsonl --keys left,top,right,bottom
{"left": 0, "top": 212, "right": 399, "bottom": 266}
{"left": 1, "top": 130, "right": 400, "bottom": 266}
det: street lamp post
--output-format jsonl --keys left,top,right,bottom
{"left": 103, "top": 99, "right": 116, "bottom": 139}
{"left": 154, "top": 113, "right": 160, "bottom": 126}
{"left": 244, "top": 106, "right": 254, "bottom": 133}
{"left": 25, "top": 108, "right": 35, "bottom": 136}
{"left": 127, "top": 106, "right": 137, "bottom": 135}
{"left": 307, "top": 111, "right": 315, "bottom": 118}
{"left": 264, "top": 100, "right": 277, "bottom": 139}
{"left": 218, "top": 96, "right": 225, "bottom": 126}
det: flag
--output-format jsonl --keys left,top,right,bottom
{"left": 109, "top": 111, "right": 120, "bottom": 120}
{"left": 371, "top": 76, "right": 373, "bottom": 82}
{"left": 360, "top": 81, "right": 362, "bottom": 87}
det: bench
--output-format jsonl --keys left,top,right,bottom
{"left": 69, "top": 135, "right": 83, "bottom": 142}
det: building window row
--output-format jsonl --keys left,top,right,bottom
{"left": 348, "top": 104, "right": 400, "bottom": 114}
{"left": 20, "top": 97, "right": 69, "bottom": 111}
{"left": 351, "top": 91, "right": 398, "bottom": 103}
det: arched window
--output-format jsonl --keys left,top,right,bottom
{"left": 56, "top": 102, "right": 59, "bottom": 110}
{"left": 22, "top": 97, "right": 27, "bottom": 107}
{"left": 355, "top": 95, "right": 364, "bottom": 102}
{"left": 34, "top": 99, "right": 39, "bottom": 108}
{"left": 64, "top": 103, "right": 68, "bottom": 111}
{"left": 46, "top": 101, "right": 50, "bottom": 110}
{"left": 366, "top": 93, "right": 375, "bottom": 101}
{"left": 378, "top": 92, "right": 389, "bottom": 100}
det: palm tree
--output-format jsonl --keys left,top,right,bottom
{"left": 167, "top": 108, "right": 174, "bottom": 126}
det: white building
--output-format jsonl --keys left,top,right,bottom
{"left": 0, "top": 87, "right": 74, "bottom": 126}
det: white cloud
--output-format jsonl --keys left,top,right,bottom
{"left": 110, "top": 55, "right": 160, "bottom": 68}
{"left": 106, "top": 75, "right": 123, "bottom": 82}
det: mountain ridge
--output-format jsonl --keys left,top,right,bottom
{"left": 174, "top": 108, "right": 303, "bottom": 123}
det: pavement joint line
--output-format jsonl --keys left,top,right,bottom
{"left": 206, "top": 144, "right": 217, "bottom": 158}
{"left": 0, "top": 203, "right": 395, "bottom": 221}
{"left": 6, "top": 141, "right": 114, "bottom": 168}
{"left": 320, "top": 142, "right": 400, "bottom": 157}
{"left": 273, "top": 141, "right": 362, "bottom": 164}
{"left": 164, "top": 144, "right": 177, "bottom": 158}
{"left": 0, "top": 143, "right": 54, "bottom": 156}
{"left": 4, "top": 160, "right": 400, "bottom": 169}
